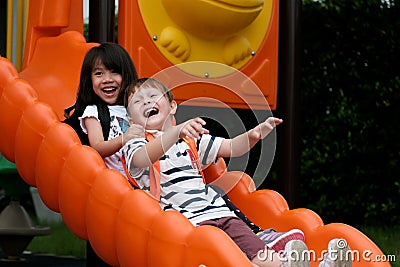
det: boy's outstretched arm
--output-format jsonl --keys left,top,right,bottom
{"left": 131, "top": 117, "right": 209, "bottom": 169}
{"left": 217, "top": 117, "right": 283, "bottom": 158}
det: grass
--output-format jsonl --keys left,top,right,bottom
{"left": 27, "top": 221, "right": 86, "bottom": 259}
{"left": 359, "top": 225, "right": 400, "bottom": 267}
{"left": 26, "top": 222, "right": 399, "bottom": 266}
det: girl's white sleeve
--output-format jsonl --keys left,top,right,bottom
{"left": 79, "top": 105, "right": 99, "bottom": 134}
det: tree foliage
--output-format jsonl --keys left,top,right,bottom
{"left": 299, "top": 0, "right": 400, "bottom": 225}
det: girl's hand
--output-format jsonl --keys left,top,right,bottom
{"left": 122, "top": 124, "right": 145, "bottom": 145}
{"left": 249, "top": 117, "right": 283, "bottom": 140}
{"left": 177, "top": 117, "right": 209, "bottom": 140}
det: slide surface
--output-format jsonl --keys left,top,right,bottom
{"left": 0, "top": 1, "right": 390, "bottom": 266}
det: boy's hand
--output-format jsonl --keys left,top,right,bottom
{"left": 178, "top": 117, "right": 209, "bottom": 140}
{"left": 122, "top": 124, "right": 145, "bottom": 145}
{"left": 249, "top": 117, "right": 283, "bottom": 140}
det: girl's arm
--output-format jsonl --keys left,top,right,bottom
{"left": 131, "top": 117, "right": 209, "bottom": 169}
{"left": 84, "top": 117, "right": 144, "bottom": 157}
{"left": 217, "top": 117, "right": 283, "bottom": 158}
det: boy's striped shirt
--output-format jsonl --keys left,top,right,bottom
{"left": 123, "top": 131, "right": 236, "bottom": 225}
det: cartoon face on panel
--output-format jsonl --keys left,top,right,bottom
{"left": 138, "top": 0, "right": 273, "bottom": 69}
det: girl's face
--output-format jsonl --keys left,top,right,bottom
{"left": 91, "top": 60, "right": 123, "bottom": 105}
{"left": 127, "top": 85, "right": 177, "bottom": 131}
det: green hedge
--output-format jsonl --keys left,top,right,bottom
{"left": 298, "top": 0, "right": 400, "bottom": 226}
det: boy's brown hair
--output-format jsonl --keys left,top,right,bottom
{"left": 124, "top": 77, "right": 174, "bottom": 108}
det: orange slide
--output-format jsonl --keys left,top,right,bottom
{"left": 0, "top": 0, "right": 389, "bottom": 266}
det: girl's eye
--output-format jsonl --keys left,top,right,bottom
{"left": 94, "top": 71, "right": 103, "bottom": 76}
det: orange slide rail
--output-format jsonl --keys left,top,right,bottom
{"left": 0, "top": 0, "right": 390, "bottom": 266}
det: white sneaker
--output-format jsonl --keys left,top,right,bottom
{"left": 318, "top": 238, "right": 352, "bottom": 267}
{"left": 258, "top": 228, "right": 305, "bottom": 252}
{"left": 281, "top": 240, "right": 310, "bottom": 267}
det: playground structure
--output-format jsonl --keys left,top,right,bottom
{"left": 0, "top": 0, "right": 390, "bottom": 266}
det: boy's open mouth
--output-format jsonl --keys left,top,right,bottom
{"left": 144, "top": 107, "right": 159, "bottom": 118}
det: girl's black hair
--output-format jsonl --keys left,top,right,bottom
{"left": 63, "top": 42, "right": 138, "bottom": 144}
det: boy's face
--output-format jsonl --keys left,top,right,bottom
{"left": 127, "top": 85, "right": 177, "bottom": 130}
